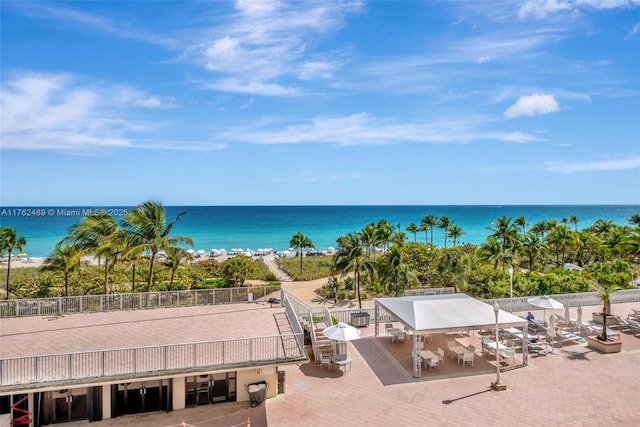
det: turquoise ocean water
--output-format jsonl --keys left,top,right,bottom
{"left": 0, "top": 205, "right": 638, "bottom": 257}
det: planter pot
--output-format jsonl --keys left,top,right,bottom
{"left": 586, "top": 336, "right": 622, "bottom": 353}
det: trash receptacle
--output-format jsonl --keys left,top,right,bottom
{"left": 245, "top": 381, "right": 268, "bottom": 407}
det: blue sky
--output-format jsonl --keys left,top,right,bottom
{"left": 1, "top": 0, "right": 639, "bottom": 206}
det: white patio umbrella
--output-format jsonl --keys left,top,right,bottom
{"left": 528, "top": 295, "right": 564, "bottom": 320}
{"left": 548, "top": 315, "right": 559, "bottom": 354}
{"left": 322, "top": 322, "right": 361, "bottom": 342}
{"left": 322, "top": 322, "right": 361, "bottom": 357}
{"left": 576, "top": 306, "right": 583, "bottom": 336}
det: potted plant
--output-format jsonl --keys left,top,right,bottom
{"left": 587, "top": 282, "right": 623, "bottom": 353}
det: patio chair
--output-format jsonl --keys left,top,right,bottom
{"left": 557, "top": 331, "right": 585, "bottom": 345}
{"left": 436, "top": 347, "right": 445, "bottom": 363}
{"left": 424, "top": 357, "right": 439, "bottom": 371}
{"left": 462, "top": 352, "right": 474, "bottom": 367}
{"left": 320, "top": 354, "right": 332, "bottom": 371}
{"left": 384, "top": 323, "right": 393, "bottom": 335}
{"left": 416, "top": 341, "right": 424, "bottom": 350}
{"left": 395, "top": 331, "right": 407, "bottom": 344}
{"left": 501, "top": 348, "right": 515, "bottom": 364}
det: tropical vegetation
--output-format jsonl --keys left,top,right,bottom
{"left": 2, "top": 208, "right": 639, "bottom": 304}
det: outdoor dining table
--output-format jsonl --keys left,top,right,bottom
{"left": 418, "top": 350, "right": 438, "bottom": 362}
{"left": 484, "top": 341, "right": 513, "bottom": 360}
{"left": 332, "top": 354, "right": 352, "bottom": 373}
{"left": 388, "top": 328, "right": 404, "bottom": 343}
{"left": 449, "top": 345, "right": 468, "bottom": 363}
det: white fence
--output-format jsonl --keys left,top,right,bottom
{"left": 483, "top": 289, "right": 640, "bottom": 313}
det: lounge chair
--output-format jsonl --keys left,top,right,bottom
{"left": 528, "top": 319, "right": 547, "bottom": 334}
{"left": 557, "top": 330, "right": 585, "bottom": 345}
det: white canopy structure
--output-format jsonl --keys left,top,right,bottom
{"left": 374, "top": 294, "right": 528, "bottom": 377}
{"left": 375, "top": 294, "right": 527, "bottom": 335}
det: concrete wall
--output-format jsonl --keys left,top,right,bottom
{"left": 236, "top": 367, "right": 278, "bottom": 403}
{"left": 172, "top": 375, "right": 186, "bottom": 411}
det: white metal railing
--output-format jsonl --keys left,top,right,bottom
{"left": 403, "top": 287, "right": 456, "bottom": 296}
{"left": 0, "top": 286, "right": 281, "bottom": 318}
{"left": 483, "top": 288, "right": 640, "bottom": 313}
{"left": 0, "top": 333, "right": 305, "bottom": 390}
{"left": 283, "top": 294, "right": 305, "bottom": 352}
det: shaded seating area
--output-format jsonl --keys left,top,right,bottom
{"left": 374, "top": 294, "right": 529, "bottom": 378}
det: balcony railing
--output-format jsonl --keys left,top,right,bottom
{"left": 0, "top": 333, "right": 305, "bottom": 392}
{"left": 0, "top": 286, "right": 281, "bottom": 318}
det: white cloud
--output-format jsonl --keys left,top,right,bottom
{"left": 476, "top": 56, "right": 492, "bottom": 64}
{"left": 215, "top": 113, "right": 539, "bottom": 146}
{"left": 518, "top": 0, "right": 640, "bottom": 20}
{"left": 626, "top": 22, "right": 640, "bottom": 39}
{"left": 205, "top": 78, "right": 299, "bottom": 96}
{"left": 1, "top": 72, "right": 179, "bottom": 152}
{"left": 187, "top": 1, "right": 363, "bottom": 96}
{"left": 504, "top": 93, "right": 560, "bottom": 118}
{"left": 546, "top": 156, "right": 640, "bottom": 173}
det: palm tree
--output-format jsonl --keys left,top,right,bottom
{"left": 420, "top": 214, "right": 437, "bottom": 245}
{"left": 0, "top": 227, "right": 27, "bottom": 299}
{"left": 514, "top": 216, "right": 527, "bottom": 234}
{"left": 488, "top": 216, "right": 519, "bottom": 251}
{"left": 379, "top": 245, "right": 418, "bottom": 296}
{"left": 569, "top": 215, "right": 580, "bottom": 232}
{"left": 530, "top": 220, "right": 554, "bottom": 240}
{"left": 478, "top": 237, "right": 507, "bottom": 270}
{"left": 448, "top": 224, "right": 464, "bottom": 247}
{"left": 593, "top": 282, "right": 623, "bottom": 341}
{"left": 360, "top": 222, "right": 377, "bottom": 258}
{"left": 162, "top": 247, "right": 191, "bottom": 290}
{"left": 120, "top": 201, "right": 193, "bottom": 293}
{"left": 437, "top": 216, "right": 451, "bottom": 247}
{"left": 289, "top": 232, "right": 315, "bottom": 275}
{"left": 374, "top": 219, "right": 395, "bottom": 253}
{"left": 619, "top": 232, "right": 640, "bottom": 262}
{"left": 333, "top": 232, "right": 376, "bottom": 309}
{"left": 63, "top": 213, "right": 120, "bottom": 294}
{"left": 519, "top": 232, "right": 547, "bottom": 271}
{"left": 406, "top": 223, "right": 419, "bottom": 243}
{"left": 546, "top": 225, "right": 576, "bottom": 266}
{"left": 629, "top": 213, "right": 640, "bottom": 227}
{"left": 42, "top": 244, "right": 84, "bottom": 297}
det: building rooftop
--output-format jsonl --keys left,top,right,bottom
{"left": 0, "top": 302, "right": 287, "bottom": 358}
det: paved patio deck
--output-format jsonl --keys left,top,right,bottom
{"left": 55, "top": 301, "right": 640, "bottom": 426}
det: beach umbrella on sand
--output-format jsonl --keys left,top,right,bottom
{"left": 528, "top": 295, "right": 564, "bottom": 320}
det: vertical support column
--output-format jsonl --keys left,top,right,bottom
{"left": 101, "top": 385, "right": 111, "bottom": 419}
{"left": 413, "top": 334, "right": 421, "bottom": 378}
{"left": 172, "top": 376, "right": 186, "bottom": 410}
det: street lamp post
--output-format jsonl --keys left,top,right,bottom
{"left": 492, "top": 302, "right": 506, "bottom": 391}
{"left": 508, "top": 266, "right": 514, "bottom": 298}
